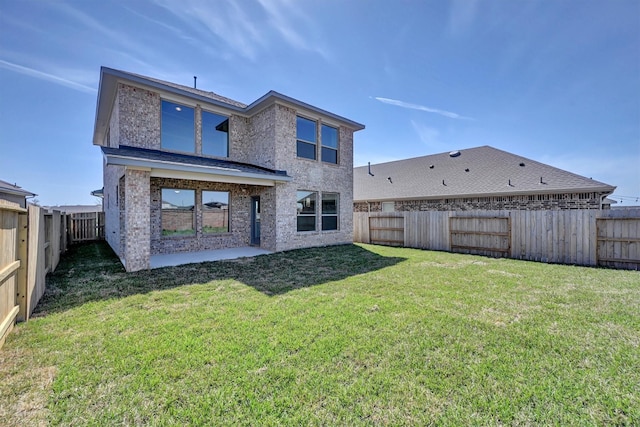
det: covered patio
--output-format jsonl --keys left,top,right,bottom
{"left": 150, "top": 246, "right": 272, "bottom": 269}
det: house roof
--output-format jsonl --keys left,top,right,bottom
{"left": 0, "top": 179, "right": 36, "bottom": 197}
{"left": 94, "top": 67, "right": 365, "bottom": 146}
{"left": 354, "top": 146, "right": 616, "bottom": 202}
{"left": 102, "top": 145, "right": 292, "bottom": 186}
{"left": 47, "top": 205, "right": 102, "bottom": 214}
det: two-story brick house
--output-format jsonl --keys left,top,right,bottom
{"left": 93, "top": 67, "right": 364, "bottom": 272}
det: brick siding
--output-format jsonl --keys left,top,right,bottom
{"left": 354, "top": 192, "right": 604, "bottom": 212}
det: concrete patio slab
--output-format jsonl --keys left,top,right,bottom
{"left": 150, "top": 247, "right": 272, "bottom": 269}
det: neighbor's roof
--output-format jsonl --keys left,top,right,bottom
{"left": 94, "top": 67, "right": 364, "bottom": 146}
{"left": 102, "top": 145, "right": 291, "bottom": 186}
{"left": 354, "top": 146, "right": 616, "bottom": 202}
{"left": 47, "top": 205, "right": 102, "bottom": 214}
{"left": 0, "top": 179, "right": 36, "bottom": 197}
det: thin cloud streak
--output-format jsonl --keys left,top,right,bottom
{"left": 375, "top": 97, "right": 474, "bottom": 120}
{"left": 0, "top": 59, "right": 97, "bottom": 94}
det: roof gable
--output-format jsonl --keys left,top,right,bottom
{"left": 94, "top": 67, "right": 364, "bottom": 146}
{"left": 354, "top": 146, "right": 615, "bottom": 201}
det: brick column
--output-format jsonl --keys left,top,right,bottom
{"left": 124, "top": 167, "right": 151, "bottom": 271}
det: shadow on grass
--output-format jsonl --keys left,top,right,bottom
{"left": 35, "top": 241, "right": 406, "bottom": 316}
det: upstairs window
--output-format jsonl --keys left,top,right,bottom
{"left": 202, "top": 111, "right": 229, "bottom": 157}
{"left": 161, "top": 189, "right": 195, "bottom": 236}
{"left": 296, "top": 116, "right": 316, "bottom": 160}
{"left": 321, "top": 125, "right": 338, "bottom": 164}
{"left": 296, "top": 190, "right": 317, "bottom": 231}
{"left": 161, "top": 100, "right": 195, "bottom": 153}
{"left": 322, "top": 193, "right": 339, "bottom": 230}
{"left": 202, "top": 191, "right": 229, "bottom": 233}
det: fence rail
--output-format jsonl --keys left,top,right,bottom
{"left": 0, "top": 204, "right": 104, "bottom": 349}
{"left": 354, "top": 209, "right": 640, "bottom": 270}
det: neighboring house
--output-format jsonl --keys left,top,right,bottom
{"left": 354, "top": 146, "right": 616, "bottom": 212}
{"left": 0, "top": 179, "right": 35, "bottom": 208}
{"left": 47, "top": 205, "right": 103, "bottom": 214}
{"left": 93, "top": 67, "right": 364, "bottom": 272}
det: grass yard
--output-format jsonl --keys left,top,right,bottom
{"left": 1, "top": 242, "right": 639, "bottom": 426}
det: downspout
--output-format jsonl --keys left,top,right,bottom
{"left": 599, "top": 193, "right": 609, "bottom": 210}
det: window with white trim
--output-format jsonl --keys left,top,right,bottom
{"left": 322, "top": 192, "right": 339, "bottom": 230}
{"left": 202, "top": 191, "right": 229, "bottom": 233}
{"left": 161, "top": 189, "right": 195, "bottom": 236}
{"left": 321, "top": 124, "right": 338, "bottom": 164}
{"left": 296, "top": 116, "right": 317, "bottom": 160}
{"left": 297, "top": 190, "right": 317, "bottom": 231}
{"left": 381, "top": 202, "right": 394, "bottom": 212}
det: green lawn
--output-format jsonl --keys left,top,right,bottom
{"left": 1, "top": 242, "right": 639, "bottom": 426}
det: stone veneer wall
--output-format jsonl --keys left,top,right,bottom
{"left": 102, "top": 163, "right": 124, "bottom": 257}
{"left": 150, "top": 177, "right": 269, "bottom": 254}
{"left": 354, "top": 192, "right": 604, "bottom": 212}
{"left": 123, "top": 168, "right": 151, "bottom": 271}
{"left": 117, "top": 83, "right": 161, "bottom": 150}
{"left": 271, "top": 104, "right": 355, "bottom": 251}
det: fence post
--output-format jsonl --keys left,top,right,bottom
{"left": 16, "top": 212, "right": 28, "bottom": 322}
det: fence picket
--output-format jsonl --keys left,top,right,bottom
{"left": 354, "top": 209, "right": 640, "bottom": 270}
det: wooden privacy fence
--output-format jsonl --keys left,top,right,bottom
{"left": 450, "top": 216, "right": 511, "bottom": 258}
{"left": 0, "top": 205, "right": 105, "bottom": 349}
{"left": 67, "top": 212, "right": 104, "bottom": 242}
{"left": 354, "top": 208, "right": 640, "bottom": 270}
{"left": 369, "top": 216, "right": 404, "bottom": 246}
{"left": 1, "top": 203, "right": 64, "bottom": 348}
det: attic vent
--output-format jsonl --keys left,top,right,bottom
{"left": 465, "top": 168, "right": 470, "bottom": 172}
{"left": 519, "top": 162, "right": 525, "bottom": 167}
{"left": 449, "top": 150, "right": 461, "bottom": 158}
{"left": 429, "top": 165, "right": 434, "bottom": 169}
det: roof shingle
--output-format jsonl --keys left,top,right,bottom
{"left": 354, "top": 146, "right": 615, "bottom": 201}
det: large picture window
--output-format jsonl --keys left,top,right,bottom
{"left": 202, "top": 111, "right": 229, "bottom": 157}
{"left": 202, "top": 191, "right": 229, "bottom": 233}
{"left": 161, "top": 189, "right": 195, "bottom": 236}
{"left": 297, "top": 190, "right": 317, "bottom": 231}
{"left": 161, "top": 100, "right": 195, "bottom": 152}
{"left": 322, "top": 193, "right": 339, "bottom": 230}
{"left": 296, "top": 116, "right": 316, "bottom": 160}
{"left": 321, "top": 125, "right": 338, "bottom": 164}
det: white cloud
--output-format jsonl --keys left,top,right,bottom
{"left": 375, "top": 96, "right": 474, "bottom": 120}
{"left": 151, "top": 0, "right": 328, "bottom": 62}
{"left": 52, "top": 2, "right": 151, "bottom": 60}
{"left": 257, "top": 0, "right": 331, "bottom": 60}
{"left": 0, "top": 59, "right": 96, "bottom": 94}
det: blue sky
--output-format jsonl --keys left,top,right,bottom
{"left": 1, "top": 0, "right": 638, "bottom": 206}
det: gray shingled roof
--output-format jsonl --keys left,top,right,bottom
{"left": 102, "top": 145, "right": 290, "bottom": 181}
{"left": 0, "top": 179, "right": 35, "bottom": 197}
{"left": 123, "top": 70, "right": 248, "bottom": 108}
{"left": 354, "top": 146, "right": 615, "bottom": 201}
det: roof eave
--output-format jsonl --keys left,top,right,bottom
{"left": 103, "top": 152, "right": 292, "bottom": 185}
{"left": 245, "top": 90, "right": 365, "bottom": 131}
{"left": 354, "top": 186, "right": 617, "bottom": 202}
{"left": 0, "top": 187, "right": 36, "bottom": 198}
